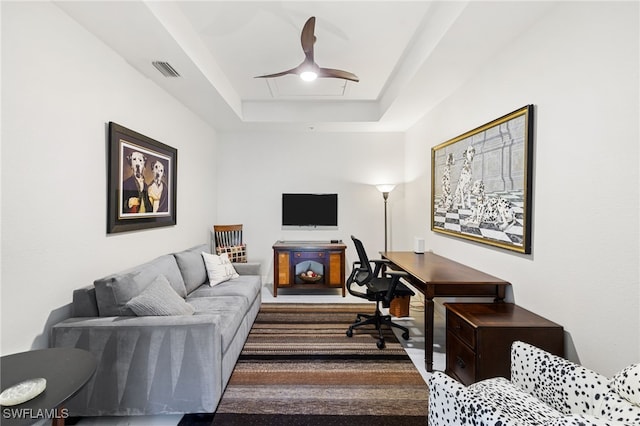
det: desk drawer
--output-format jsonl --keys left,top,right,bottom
{"left": 294, "top": 252, "right": 325, "bottom": 259}
{"left": 447, "top": 310, "right": 476, "bottom": 348}
{"left": 446, "top": 330, "right": 476, "bottom": 386}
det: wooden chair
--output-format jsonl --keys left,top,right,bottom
{"left": 213, "top": 224, "right": 243, "bottom": 247}
{"left": 212, "top": 224, "right": 247, "bottom": 263}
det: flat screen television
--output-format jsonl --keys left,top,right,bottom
{"left": 282, "top": 193, "right": 338, "bottom": 229}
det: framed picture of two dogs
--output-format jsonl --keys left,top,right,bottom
{"left": 107, "top": 122, "right": 177, "bottom": 234}
{"left": 431, "top": 105, "right": 534, "bottom": 254}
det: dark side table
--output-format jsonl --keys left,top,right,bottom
{"left": 1, "top": 348, "right": 96, "bottom": 426}
{"left": 445, "top": 303, "right": 564, "bottom": 385}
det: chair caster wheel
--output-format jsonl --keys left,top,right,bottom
{"left": 402, "top": 332, "right": 410, "bottom": 340}
{"left": 377, "top": 339, "right": 385, "bottom": 349}
{"left": 346, "top": 329, "right": 353, "bottom": 338}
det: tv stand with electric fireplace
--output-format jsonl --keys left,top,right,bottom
{"left": 272, "top": 241, "right": 347, "bottom": 297}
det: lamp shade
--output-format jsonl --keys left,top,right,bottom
{"left": 376, "top": 184, "right": 396, "bottom": 193}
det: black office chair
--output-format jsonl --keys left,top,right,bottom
{"left": 346, "top": 235, "right": 415, "bottom": 349}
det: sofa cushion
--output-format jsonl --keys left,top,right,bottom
{"left": 611, "top": 363, "right": 640, "bottom": 407}
{"left": 232, "top": 262, "right": 261, "bottom": 276}
{"left": 94, "top": 254, "right": 187, "bottom": 316}
{"left": 467, "top": 377, "right": 562, "bottom": 425}
{"left": 202, "top": 252, "right": 239, "bottom": 286}
{"left": 134, "top": 255, "right": 187, "bottom": 298}
{"left": 189, "top": 296, "right": 246, "bottom": 353}
{"left": 174, "top": 244, "right": 209, "bottom": 294}
{"left": 187, "top": 275, "right": 260, "bottom": 307}
{"left": 72, "top": 286, "right": 99, "bottom": 317}
{"left": 126, "top": 274, "right": 195, "bottom": 316}
{"left": 94, "top": 271, "right": 142, "bottom": 316}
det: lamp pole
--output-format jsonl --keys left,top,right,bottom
{"left": 376, "top": 184, "right": 396, "bottom": 253}
{"left": 382, "top": 191, "right": 390, "bottom": 252}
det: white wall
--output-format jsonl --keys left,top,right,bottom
{"left": 216, "top": 131, "right": 405, "bottom": 285}
{"left": 402, "top": 2, "right": 639, "bottom": 375}
{"left": 1, "top": 2, "right": 218, "bottom": 354}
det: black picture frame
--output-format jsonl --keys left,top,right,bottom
{"left": 107, "top": 122, "right": 177, "bottom": 234}
{"left": 431, "top": 105, "right": 534, "bottom": 254}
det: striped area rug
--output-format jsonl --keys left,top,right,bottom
{"left": 206, "top": 303, "right": 429, "bottom": 425}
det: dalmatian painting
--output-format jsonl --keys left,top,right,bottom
{"left": 430, "top": 105, "right": 534, "bottom": 253}
{"left": 119, "top": 142, "right": 171, "bottom": 217}
{"left": 108, "top": 122, "right": 177, "bottom": 234}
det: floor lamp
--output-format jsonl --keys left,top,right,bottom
{"left": 376, "top": 184, "right": 396, "bottom": 252}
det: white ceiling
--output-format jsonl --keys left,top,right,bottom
{"left": 55, "top": 1, "right": 556, "bottom": 132}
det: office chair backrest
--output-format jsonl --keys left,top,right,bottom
{"left": 351, "top": 236, "right": 374, "bottom": 285}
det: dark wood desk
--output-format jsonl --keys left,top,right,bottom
{"left": 380, "top": 251, "right": 511, "bottom": 372}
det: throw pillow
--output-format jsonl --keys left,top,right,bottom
{"left": 215, "top": 244, "right": 247, "bottom": 263}
{"left": 126, "top": 274, "right": 195, "bottom": 316}
{"left": 611, "top": 363, "right": 640, "bottom": 406}
{"left": 202, "top": 252, "right": 239, "bottom": 286}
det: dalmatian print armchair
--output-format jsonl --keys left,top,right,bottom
{"left": 428, "top": 341, "right": 640, "bottom": 425}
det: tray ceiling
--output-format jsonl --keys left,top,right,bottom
{"left": 55, "top": 1, "right": 556, "bottom": 132}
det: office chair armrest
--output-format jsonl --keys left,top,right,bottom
{"left": 370, "top": 258, "right": 391, "bottom": 276}
{"left": 382, "top": 271, "right": 409, "bottom": 307}
{"left": 347, "top": 262, "right": 366, "bottom": 287}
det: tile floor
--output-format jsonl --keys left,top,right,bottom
{"left": 74, "top": 283, "right": 445, "bottom": 425}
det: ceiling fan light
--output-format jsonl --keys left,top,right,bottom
{"left": 300, "top": 70, "right": 318, "bottom": 82}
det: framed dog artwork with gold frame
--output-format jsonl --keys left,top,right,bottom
{"left": 431, "top": 105, "right": 534, "bottom": 254}
{"left": 107, "top": 122, "right": 177, "bottom": 234}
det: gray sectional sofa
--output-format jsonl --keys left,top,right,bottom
{"left": 50, "top": 244, "right": 262, "bottom": 417}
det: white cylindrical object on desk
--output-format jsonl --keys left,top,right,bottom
{"left": 414, "top": 237, "right": 425, "bottom": 254}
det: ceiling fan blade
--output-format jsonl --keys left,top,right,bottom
{"left": 318, "top": 68, "right": 360, "bottom": 82}
{"left": 300, "top": 17, "right": 316, "bottom": 55}
{"left": 254, "top": 67, "right": 299, "bottom": 79}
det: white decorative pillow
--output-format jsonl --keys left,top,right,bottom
{"left": 611, "top": 363, "right": 640, "bottom": 406}
{"left": 126, "top": 274, "right": 195, "bottom": 316}
{"left": 201, "top": 252, "right": 239, "bottom": 286}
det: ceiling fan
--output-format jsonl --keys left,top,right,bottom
{"left": 255, "top": 16, "right": 359, "bottom": 83}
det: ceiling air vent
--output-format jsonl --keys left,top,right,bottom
{"left": 152, "top": 61, "right": 181, "bottom": 78}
